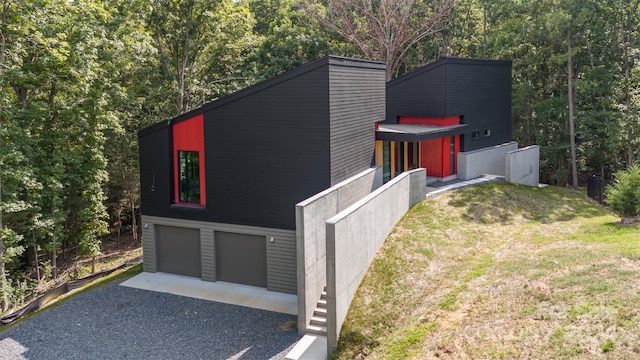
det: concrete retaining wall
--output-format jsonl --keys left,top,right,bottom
{"left": 458, "top": 142, "right": 518, "bottom": 180}
{"left": 506, "top": 145, "right": 540, "bottom": 186}
{"left": 325, "top": 168, "right": 426, "bottom": 352}
{"left": 295, "top": 167, "right": 382, "bottom": 334}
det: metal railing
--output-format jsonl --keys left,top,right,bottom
{"left": 587, "top": 174, "right": 609, "bottom": 205}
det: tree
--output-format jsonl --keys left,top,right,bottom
{"left": 148, "top": 0, "right": 258, "bottom": 116}
{"left": 606, "top": 165, "right": 640, "bottom": 222}
{"left": 247, "top": 0, "right": 344, "bottom": 80}
{"left": 303, "top": 0, "right": 455, "bottom": 80}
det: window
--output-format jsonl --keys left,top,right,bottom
{"left": 471, "top": 130, "right": 480, "bottom": 139}
{"left": 178, "top": 151, "right": 200, "bottom": 203}
{"left": 483, "top": 129, "right": 491, "bottom": 137}
{"left": 173, "top": 114, "right": 205, "bottom": 206}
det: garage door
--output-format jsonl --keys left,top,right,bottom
{"left": 215, "top": 232, "right": 266, "bottom": 288}
{"left": 156, "top": 225, "right": 201, "bottom": 278}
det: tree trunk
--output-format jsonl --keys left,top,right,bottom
{"left": 624, "top": 47, "right": 633, "bottom": 168}
{"left": 116, "top": 207, "right": 122, "bottom": 251}
{"left": 483, "top": 3, "right": 487, "bottom": 60}
{"left": 0, "top": 214, "right": 7, "bottom": 312}
{"left": 34, "top": 245, "right": 40, "bottom": 282}
{"left": 130, "top": 193, "right": 138, "bottom": 242}
{"left": 51, "top": 204, "right": 58, "bottom": 279}
{"left": 0, "top": 81, "right": 6, "bottom": 312}
{"left": 567, "top": 29, "right": 578, "bottom": 189}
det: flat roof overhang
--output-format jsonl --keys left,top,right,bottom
{"left": 375, "top": 123, "right": 468, "bottom": 142}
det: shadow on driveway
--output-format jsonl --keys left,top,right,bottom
{"left": 0, "top": 283, "right": 301, "bottom": 359}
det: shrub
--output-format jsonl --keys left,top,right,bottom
{"left": 605, "top": 165, "right": 640, "bottom": 218}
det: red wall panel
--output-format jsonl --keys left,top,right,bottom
{"left": 421, "top": 138, "right": 443, "bottom": 177}
{"left": 399, "top": 115, "right": 460, "bottom": 126}
{"left": 401, "top": 116, "right": 460, "bottom": 177}
{"left": 173, "top": 114, "right": 206, "bottom": 205}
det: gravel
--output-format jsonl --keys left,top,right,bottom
{"left": 0, "top": 283, "right": 301, "bottom": 360}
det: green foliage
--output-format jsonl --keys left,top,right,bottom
{"left": 247, "top": 0, "right": 346, "bottom": 80}
{"left": 601, "top": 338, "right": 615, "bottom": 353}
{"left": 605, "top": 166, "right": 640, "bottom": 218}
{"left": 0, "top": 228, "right": 24, "bottom": 271}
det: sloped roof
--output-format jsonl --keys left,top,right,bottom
{"left": 386, "top": 57, "right": 511, "bottom": 89}
{"left": 139, "top": 56, "right": 385, "bottom": 137}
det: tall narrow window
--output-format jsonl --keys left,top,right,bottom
{"left": 383, "top": 141, "right": 391, "bottom": 182}
{"left": 173, "top": 114, "right": 206, "bottom": 206}
{"left": 178, "top": 151, "right": 200, "bottom": 203}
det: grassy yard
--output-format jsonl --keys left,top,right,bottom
{"left": 334, "top": 183, "right": 640, "bottom": 359}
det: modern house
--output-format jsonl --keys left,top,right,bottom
{"left": 375, "top": 57, "right": 513, "bottom": 182}
{"left": 137, "top": 56, "right": 523, "bottom": 352}
{"left": 137, "top": 56, "right": 386, "bottom": 294}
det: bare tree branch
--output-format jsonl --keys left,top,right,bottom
{"left": 302, "top": 0, "right": 454, "bottom": 80}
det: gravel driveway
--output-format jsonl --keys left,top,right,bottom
{"left": 0, "top": 283, "right": 301, "bottom": 359}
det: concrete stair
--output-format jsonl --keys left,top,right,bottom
{"left": 306, "top": 287, "right": 328, "bottom": 335}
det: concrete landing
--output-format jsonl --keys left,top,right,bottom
{"left": 285, "top": 334, "right": 327, "bottom": 360}
{"left": 426, "top": 174, "right": 504, "bottom": 199}
{"left": 120, "top": 272, "right": 297, "bottom": 315}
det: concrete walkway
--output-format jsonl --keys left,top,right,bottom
{"left": 121, "top": 272, "right": 297, "bottom": 315}
{"left": 285, "top": 334, "right": 327, "bottom": 360}
{"left": 426, "top": 174, "right": 504, "bottom": 199}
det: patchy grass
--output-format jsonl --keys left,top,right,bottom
{"left": 0, "top": 263, "right": 142, "bottom": 332}
{"left": 333, "top": 183, "right": 640, "bottom": 359}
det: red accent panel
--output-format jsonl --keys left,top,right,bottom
{"left": 421, "top": 139, "right": 443, "bottom": 177}
{"left": 408, "top": 116, "right": 461, "bottom": 177}
{"left": 399, "top": 115, "right": 460, "bottom": 126}
{"left": 173, "top": 114, "right": 206, "bottom": 206}
{"left": 442, "top": 137, "right": 451, "bottom": 176}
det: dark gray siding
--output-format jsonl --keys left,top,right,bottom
{"left": 446, "top": 62, "right": 512, "bottom": 151}
{"left": 385, "top": 58, "right": 512, "bottom": 151}
{"left": 205, "top": 66, "right": 331, "bottom": 230}
{"left": 329, "top": 65, "right": 386, "bottom": 185}
{"left": 385, "top": 63, "right": 447, "bottom": 123}
{"left": 138, "top": 127, "right": 171, "bottom": 217}
{"left": 266, "top": 233, "right": 297, "bottom": 294}
{"left": 138, "top": 56, "right": 386, "bottom": 231}
{"left": 200, "top": 228, "right": 215, "bottom": 281}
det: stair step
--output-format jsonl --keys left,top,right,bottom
{"left": 306, "top": 324, "right": 327, "bottom": 335}
{"left": 320, "top": 291, "right": 327, "bottom": 300}
{"left": 310, "top": 315, "right": 327, "bottom": 326}
{"left": 317, "top": 298, "right": 327, "bottom": 308}
{"left": 313, "top": 307, "right": 327, "bottom": 316}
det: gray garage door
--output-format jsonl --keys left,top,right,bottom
{"left": 156, "top": 225, "right": 201, "bottom": 278}
{"left": 215, "top": 232, "right": 266, "bottom": 288}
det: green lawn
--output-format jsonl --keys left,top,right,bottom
{"left": 334, "top": 183, "right": 640, "bottom": 359}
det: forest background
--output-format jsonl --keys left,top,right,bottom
{"left": 0, "top": 0, "right": 638, "bottom": 314}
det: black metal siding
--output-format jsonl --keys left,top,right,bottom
{"left": 205, "top": 66, "right": 331, "bottom": 230}
{"left": 385, "top": 64, "right": 447, "bottom": 124}
{"left": 329, "top": 65, "right": 386, "bottom": 184}
{"left": 446, "top": 62, "right": 512, "bottom": 151}
{"left": 385, "top": 58, "right": 512, "bottom": 151}
{"left": 138, "top": 56, "right": 386, "bottom": 231}
{"left": 138, "top": 127, "right": 172, "bottom": 217}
